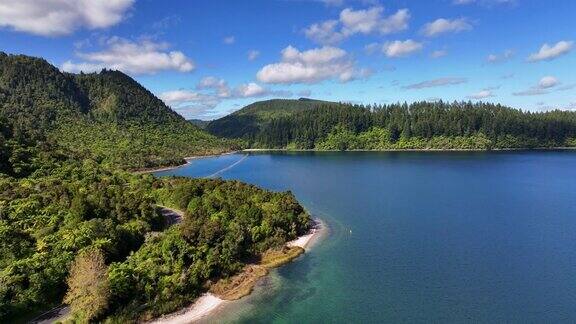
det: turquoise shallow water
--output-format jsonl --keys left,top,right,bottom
{"left": 155, "top": 151, "right": 576, "bottom": 323}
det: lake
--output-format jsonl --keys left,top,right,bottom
{"left": 155, "top": 151, "right": 576, "bottom": 323}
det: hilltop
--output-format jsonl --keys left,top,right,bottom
{"left": 205, "top": 98, "right": 334, "bottom": 139}
{"left": 206, "top": 98, "right": 576, "bottom": 150}
{"left": 0, "top": 52, "right": 237, "bottom": 172}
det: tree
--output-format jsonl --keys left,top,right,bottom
{"left": 64, "top": 249, "right": 110, "bottom": 322}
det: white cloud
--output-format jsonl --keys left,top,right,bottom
{"left": 421, "top": 18, "right": 472, "bottom": 37}
{"left": 528, "top": 41, "right": 573, "bottom": 62}
{"left": 538, "top": 76, "right": 559, "bottom": 89}
{"left": 235, "top": 83, "right": 268, "bottom": 97}
{"left": 160, "top": 90, "right": 214, "bottom": 106}
{"left": 403, "top": 77, "right": 467, "bottom": 89}
{"left": 160, "top": 79, "right": 292, "bottom": 119}
{"left": 248, "top": 50, "right": 260, "bottom": 61}
{"left": 256, "top": 45, "right": 368, "bottom": 84}
{"left": 467, "top": 90, "right": 495, "bottom": 99}
{"left": 512, "top": 89, "right": 548, "bottom": 96}
{"left": 486, "top": 49, "right": 514, "bottom": 63}
{"left": 197, "top": 76, "right": 231, "bottom": 98}
{"left": 513, "top": 76, "right": 560, "bottom": 96}
{"left": 61, "top": 37, "right": 195, "bottom": 75}
{"left": 431, "top": 50, "right": 448, "bottom": 58}
{"left": 382, "top": 40, "right": 423, "bottom": 58}
{"left": 223, "top": 36, "right": 235, "bottom": 44}
{"left": 304, "top": 6, "right": 410, "bottom": 45}
{"left": 0, "top": 0, "right": 134, "bottom": 36}
{"left": 304, "top": 20, "right": 347, "bottom": 45}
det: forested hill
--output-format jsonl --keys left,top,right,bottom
{"left": 0, "top": 52, "right": 237, "bottom": 172}
{"left": 206, "top": 98, "right": 333, "bottom": 139}
{"left": 0, "top": 53, "right": 310, "bottom": 323}
{"left": 208, "top": 99, "right": 576, "bottom": 150}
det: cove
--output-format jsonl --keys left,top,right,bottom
{"left": 155, "top": 151, "right": 576, "bottom": 323}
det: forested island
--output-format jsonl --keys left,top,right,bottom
{"left": 0, "top": 53, "right": 310, "bottom": 322}
{"left": 207, "top": 99, "right": 576, "bottom": 150}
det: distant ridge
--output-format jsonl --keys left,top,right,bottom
{"left": 206, "top": 98, "right": 334, "bottom": 139}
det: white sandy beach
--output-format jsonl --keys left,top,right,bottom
{"left": 148, "top": 218, "right": 325, "bottom": 324}
{"left": 149, "top": 293, "right": 226, "bottom": 324}
{"left": 288, "top": 219, "right": 324, "bottom": 251}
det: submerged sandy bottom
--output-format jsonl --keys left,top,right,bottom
{"left": 148, "top": 219, "right": 325, "bottom": 324}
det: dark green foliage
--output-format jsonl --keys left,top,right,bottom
{"left": 188, "top": 119, "right": 210, "bottom": 128}
{"left": 0, "top": 52, "right": 308, "bottom": 322}
{"left": 0, "top": 52, "right": 238, "bottom": 172}
{"left": 107, "top": 177, "right": 310, "bottom": 320}
{"left": 0, "top": 162, "right": 164, "bottom": 320}
{"left": 208, "top": 100, "right": 576, "bottom": 150}
{"left": 206, "top": 98, "right": 331, "bottom": 139}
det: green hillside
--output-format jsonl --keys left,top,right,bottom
{"left": 206, "top": 98, "right": 332, "bottom": 140}
{"left": 0, "top": 52, "right": 238, "bottom": 172}
{"left": 0, "top": 53, "right": 309, "bottom": 322}
{"left": 207, "top": 98, "right": 576, "bottom": 150}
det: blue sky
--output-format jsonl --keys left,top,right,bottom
{"left": 1, "top": 0, "right": 575, "bottom": 119}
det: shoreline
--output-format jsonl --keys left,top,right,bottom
{"left": 243, "top": 147, "right": 576, "bottom": 153}
{"left": 135, "top": 151, "right": 239, "bottom": 174}
{"left": 148, "top": 218, "right": 325, "bottom": 324}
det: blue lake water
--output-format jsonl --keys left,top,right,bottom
{"left": 155, "top": 151, "right": 576, "bottom": 323}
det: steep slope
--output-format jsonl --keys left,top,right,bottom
{"left": 0, "top": 52, "right": 237, "bottom": 171}
{"left": 0, "top": 53, "right": 310, "bottom": 323}
{"left": 206, "top": 98, "right": 333, "bottom": 139}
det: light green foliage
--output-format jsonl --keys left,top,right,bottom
{"left": 65, "top": 249, "right": 110, "bottom": 322}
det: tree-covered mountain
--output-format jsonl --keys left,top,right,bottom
{"left": 0, "top": 53, "right": 310, "bottom": 322}
{"left": 207, "top": 99, "right": 576, "bottom": 150}
{"left": 0, "top": 52, "right": 239, "bottom": 172}
{"left": 206, "top": 98, "right": 333, "bottom": 139}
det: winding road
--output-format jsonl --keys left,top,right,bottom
{"left": 29, "top": 205, "right": 185, "bottom": 323}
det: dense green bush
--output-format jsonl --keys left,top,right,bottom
{"left": 206, "top": 99, "right": 576, "bottom": 150}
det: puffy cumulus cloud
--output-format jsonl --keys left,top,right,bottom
{"left": 235, "top": 82, "right": 267, "bottom": 97}
{"left": 486, "top": 49, "right": 514, "bottom": 63}
{"left": 61, "top": 37, "right": 195, "bottom": 75}
{"left": 304, "top": 6, "right": 410, "bottom": 45}
{"left": 0, "top": 0, "right": 133, "bottom": 36}
{"left": 403, "top": 77, "right": 467, "bottom": 90}
{"left": 248, "top": 50, "right": 260, "bottom": 61}
{"left": 421, "top": 18, "right": 472, "bottom": 37}
{"left": 304, "top": 20, "right": 346, "bottom": 45}
{"left": 467, "top": 90, "right": 495, "bottom": 100}
{"left": 513, "top": 76, "right": 561, "bottom": 96}
{"left": 382, "top": 40, "right": 423, "bottom": 58}
{"left": 528, "top": 41, "right": 573, "bottom": 62}
{"left": 160, "top": 78, "right": 293, "bottom": 119}
{"left": 256, "top": 45, "right": 369, "bottom": 84}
